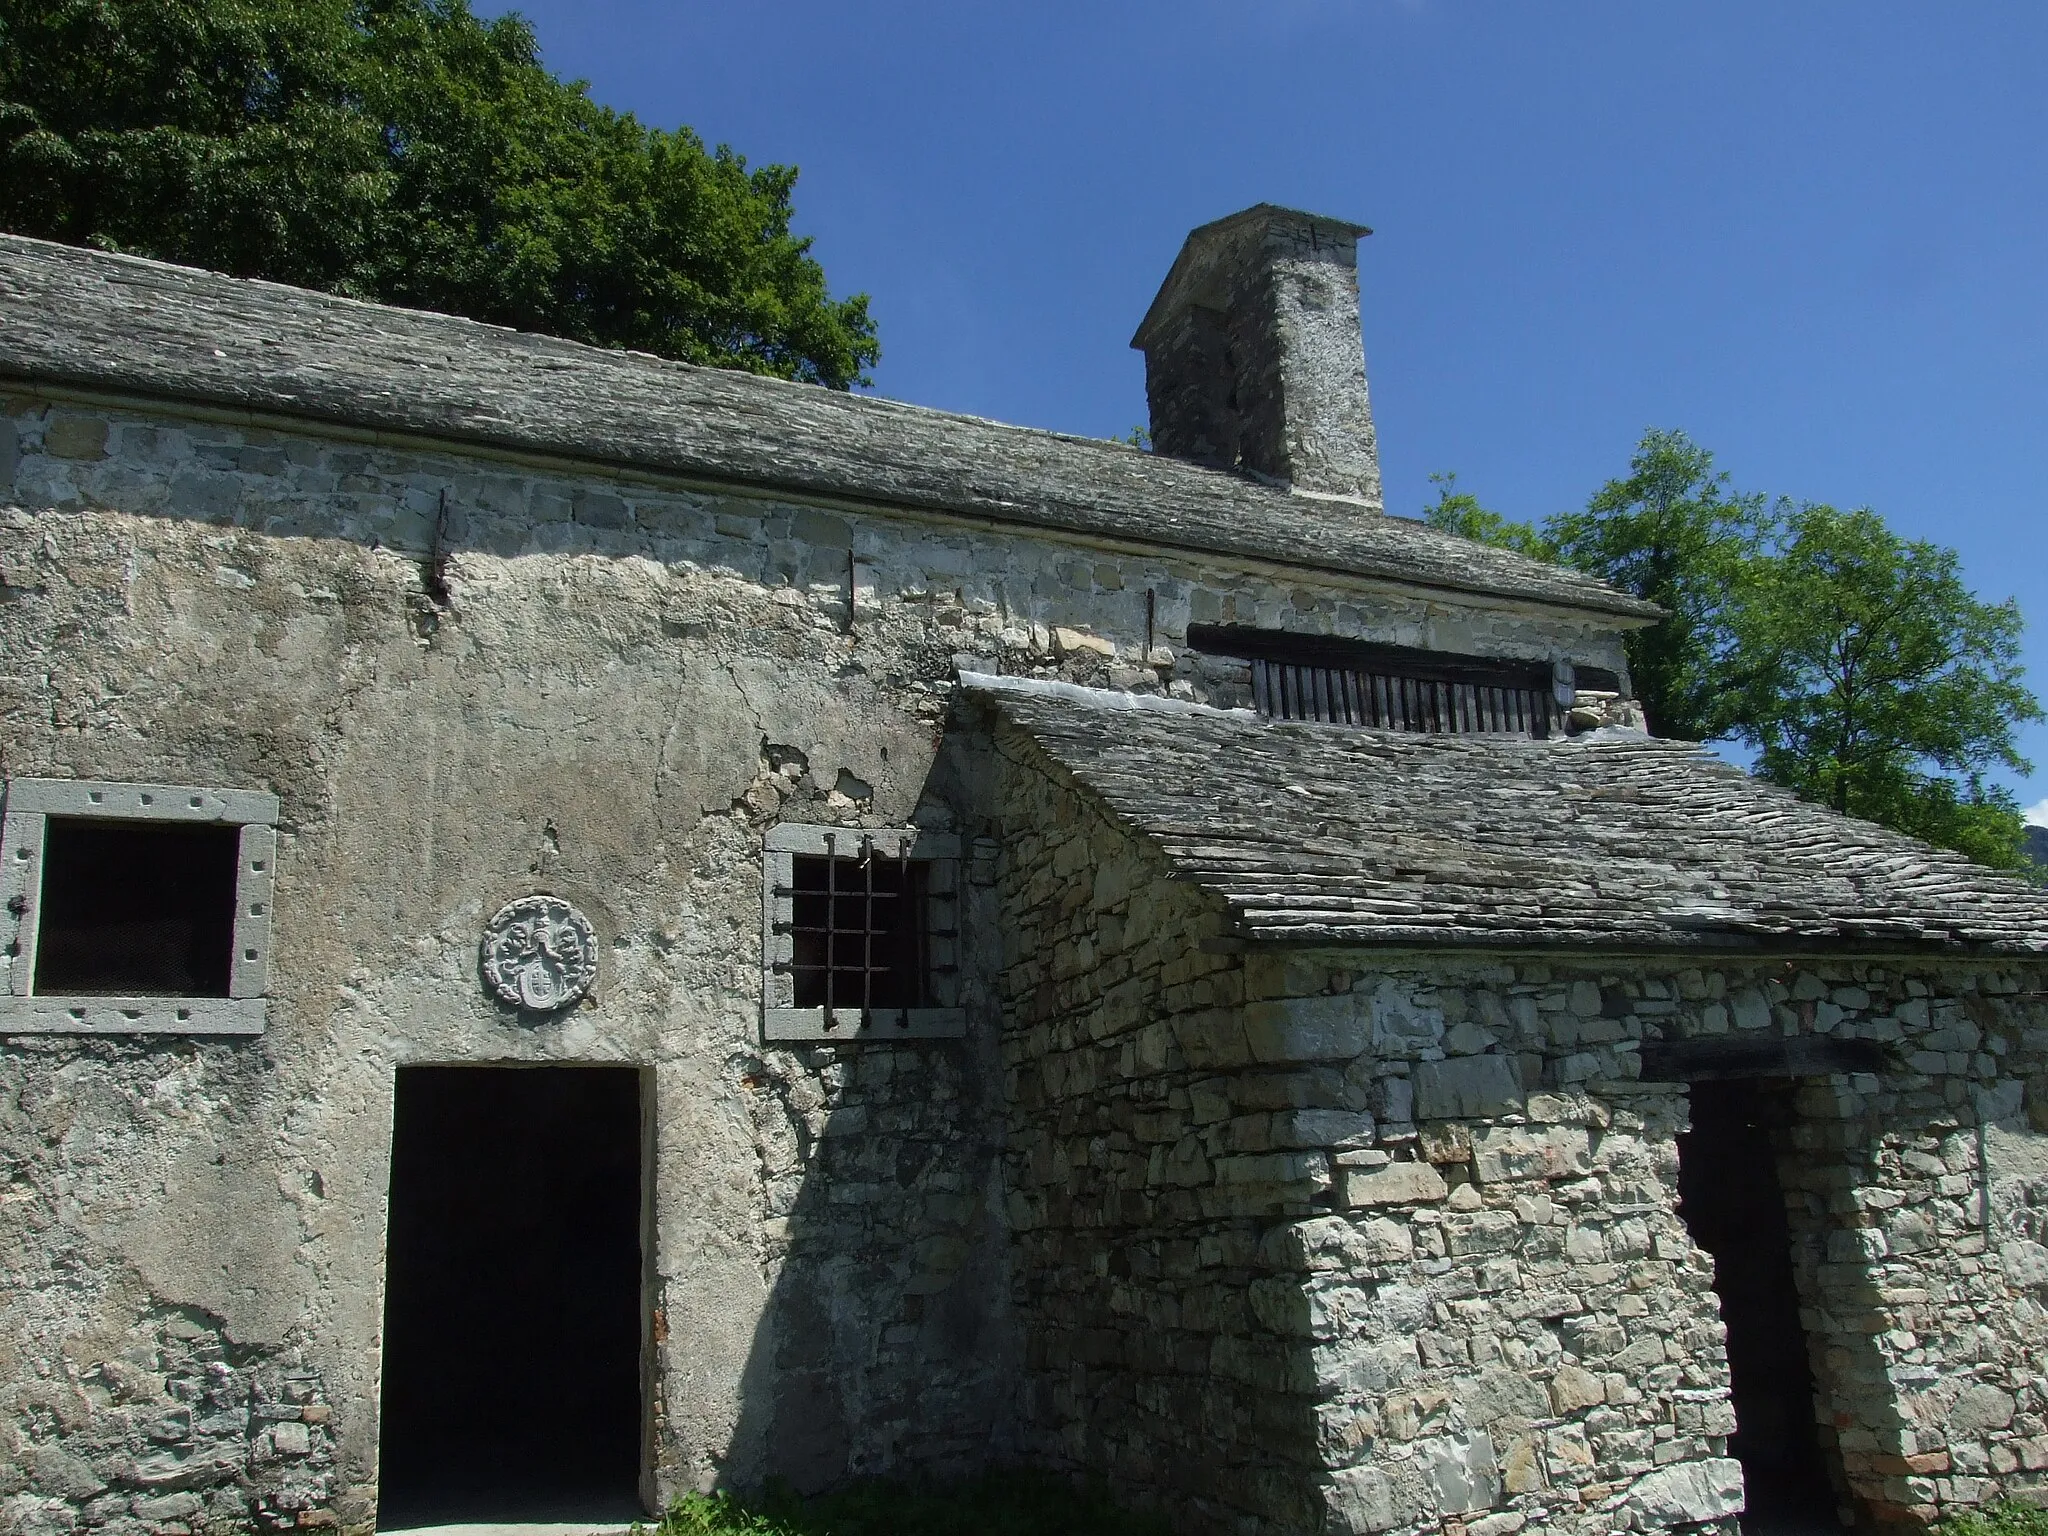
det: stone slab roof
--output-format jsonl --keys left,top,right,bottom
{"left": 0, "top": 235, "right": 1659, "bottom": 620}
{"left": 968, "top": 674, "right": 2048, "bottom": 954}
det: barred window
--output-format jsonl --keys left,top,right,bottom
{"left": 762, "top": 825, "right": 962, "bottom": 1042}
{"left": 790, "top": 853, "right": 929, "bottom": 1010}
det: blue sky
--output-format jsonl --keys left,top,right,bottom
{"left": 484, "top": 1, "right": 2048, "bottom": 819}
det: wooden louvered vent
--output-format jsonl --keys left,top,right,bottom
{"left": 1190, "top": 626, "right": 1583, "bottom": 739}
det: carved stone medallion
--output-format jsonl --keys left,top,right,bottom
{"left": 480, "top": 895, "right": 598, "bottom": 1012}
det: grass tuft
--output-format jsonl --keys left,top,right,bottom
{"left": 1942, "top": 1504, "right": 2048, "bottom": 1536}
{"left": 643, "top": 1472, "right": 1173, "bottom": 1536}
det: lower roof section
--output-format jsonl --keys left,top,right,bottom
{"left": 965, "top": 673, "right": 2048, "bottom": 955}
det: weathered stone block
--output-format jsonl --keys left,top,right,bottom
{"left": 1051, "top": 625, "right": 1115, "bottom": 658}
{"left": 1414, "top": 1054, "right": 1524, "bottom": 1120}
{"left": 1500, "top": 1434, "right": 1546, "bottom": 1494}
{"left": 1419, "top": 1427, "right": 1501, "bottom": 1515}
{"left": 1244, "top": 994, "right": 1371, "bottom": 1063}
{"left": 1950, "top": 1383, "right": 2017, "bottom": 1434}
{"left": 1456, "top": 1365, "right": 1552, "bottom": 1427}
{"left": 1371, "top": 979, "right": 1444, "bottom": 1052}
{"left": 1343, "top": 1162, "right": 1446, "bottom": 1207}
{"left": 1550, "top": 1364, "right": 1606, "bottom": 1414}
{"left": 1419, "top": 1122, "right": 1473, "bottom": 1164}
{"left": 1273, "top": 1108, "right": 1377, "bottom": 1148}
{"left": 1323, "top": 1463, "right": 1408, "bottom": 1534}
{"left": 1444, "top": 1209, "right": 1521, "bottom": 1256}
{"left": 1472, "top": 1125, "right": 1592, "bottom": 1184}
{"left": 1624, "top": 1458, "right": 1744, "bottom": 1526}
{"left": 43, "top": 413, "right": 108, "bottom": 460}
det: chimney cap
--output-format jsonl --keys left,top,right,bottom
{"left": 1130, "top": 203, "right": 1374, "bottom": 351}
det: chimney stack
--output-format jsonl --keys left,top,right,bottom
{"left": 1131, "top": 205, "right": 1381, "bottom": 510}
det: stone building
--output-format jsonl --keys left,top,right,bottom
{"left": 0, "top": 204, "right": 2045, "bottom": 1536}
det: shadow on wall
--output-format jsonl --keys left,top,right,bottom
{"left": 719, "top": 740, "right": 1020, "bottom": 1495}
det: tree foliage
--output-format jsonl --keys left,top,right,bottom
{"left": 1423, "top": 472, "right": 1555, "bottom": 561}
{"left": 1423, "top": 434, "right": 2043, "bottom": 871}
{"left": 1547, "top": 431, "right": 1775, "bottom": 745}
{"left": 0, "top": 0, "right": 879, "bottom": 388}
{"left": 1726, "top": 503, "right": 2040, "bottom": 869}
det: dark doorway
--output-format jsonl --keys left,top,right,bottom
{"left": 1678, "top": 1080, "right": 1840, "bottom": 1535}
{"left": 377, "top": 1066, "right": 646, "bottom": 1527}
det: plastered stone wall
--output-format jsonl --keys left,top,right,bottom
{"left": 0, "top": 397, "right": 1629, "bottom": 700}
{"left": 0, "top": 387, "right": 1638, "bottom": 1532}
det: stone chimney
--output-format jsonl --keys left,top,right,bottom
{"left": 1131, "top": 204, "right": 1381, "bottom": 510}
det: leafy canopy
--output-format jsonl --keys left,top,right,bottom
{"left": 1546, "top": 431, "right": 1775, "bottom": 746}
{"left": 1423, "top": 433, "right": 2042, "bottom": 872}
{"left": 0, "top": 0, "right": 879, "bottom": 388}
{"left": 1727, "top": 503, "right": 2040, "bottom": 869}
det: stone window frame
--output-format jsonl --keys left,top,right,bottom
{"left": 0, "top": 777, "right": 278, "bottom": 1035}
{"left": 761, "top": 823, "right": 963, "bottom": 1042}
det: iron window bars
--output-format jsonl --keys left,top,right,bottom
{"left": 1188, "top": 625, "right": 1603, "bottom": 738}
{"left": 761, "top": 824, "right": 963, "bottom": 1042}
{"left": 0, "top": 777, "right": 278, "bottom": 1035}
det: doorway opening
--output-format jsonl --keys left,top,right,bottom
{"left": 377, "top": 1065, "right": 647, "bottom": 1528}
{"left": 1678, "top": 1079, "right": 1841, "bottom": 1535}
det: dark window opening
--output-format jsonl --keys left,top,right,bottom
{"left": 33, "top": 818, "right": 239, "bottom": 995}
{"left": 790, "top": 853, "right": 929, "bottom": 1011}
{"left": 1678, "top": 1080, "right": 1842, "bottom": 1535}
{"left": 378, "top": 1066, "right": 645, "bottom": 1527}
{"left": 1187, "top": 624, "right": 1565, "bottom": 737}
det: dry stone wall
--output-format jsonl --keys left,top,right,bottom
{"left": 991, "top": 724, "right": 1314, "bottom": 1532}
{"left": 985, "top": 733, "right": 2048, "bottom": 1536}
{"left": 1238, "top": 953, "right": 2048, "bottom": 1536}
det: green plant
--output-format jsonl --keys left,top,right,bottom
{"left": 1941, "top": 1500, "right": 2048, "bottom": 1536}
{"left": 645, "top": 1472, "right": 1173, "bottom": 1536}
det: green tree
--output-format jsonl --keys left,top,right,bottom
{"left": 1421, "top": 438, "right": 1775, "bottom": 742}
{"left": 1421, "top": 472, "right": 1555, "bottom": 559}
{"left": 0, "top": 0, "right": 879, "bottom": 388}
{"left": 1726, "top": 503, "right": 2042, "bottom": 870}
{"left": 1546, "top": 430, "right": 1776, "bottom": 744}
{"left": 1420, "top": 439, "right": 2042, "bottom": 872}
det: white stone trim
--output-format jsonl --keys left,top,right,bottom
{"left": 763, "top": 824, "right": 959, "bottom": 859}
{"left": 2, "top": 810, "right": 46, "bottom": 998}
{"left": 763, "top": 1007, "right": 965, "bottom": 1043}
{"left": 760, "top": 823, "right": 964, "bottom": 1043}
{"left": 229, "top": 824, "right": 277, "bottom": 1000}
{"left": 3, "top": 778, "right": 278, "bottom": 823}
{"left": 0, "top": 776, "right": 279, "bottom": 1034}
{"left": 0, "top": 996, "right": 265, "bottom": 1035}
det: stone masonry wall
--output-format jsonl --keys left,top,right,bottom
{"left": 1, "top": 1039, "right": 340, "bottom": 1536}
{"left": 1232, "top": 952, "right": 2048, "bottom": 1536}
{"left": 980, "top": 748, "right": 2048, "bottom": 1536}
{"left": 721, "top": 1031, "right": 1016, "bottom": 1496}
{"left": 992, "top": 723, "right": 1331, "bottom": 1534}
{"left": 0, "top": 397, "right": 1629, "bottom": 701}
